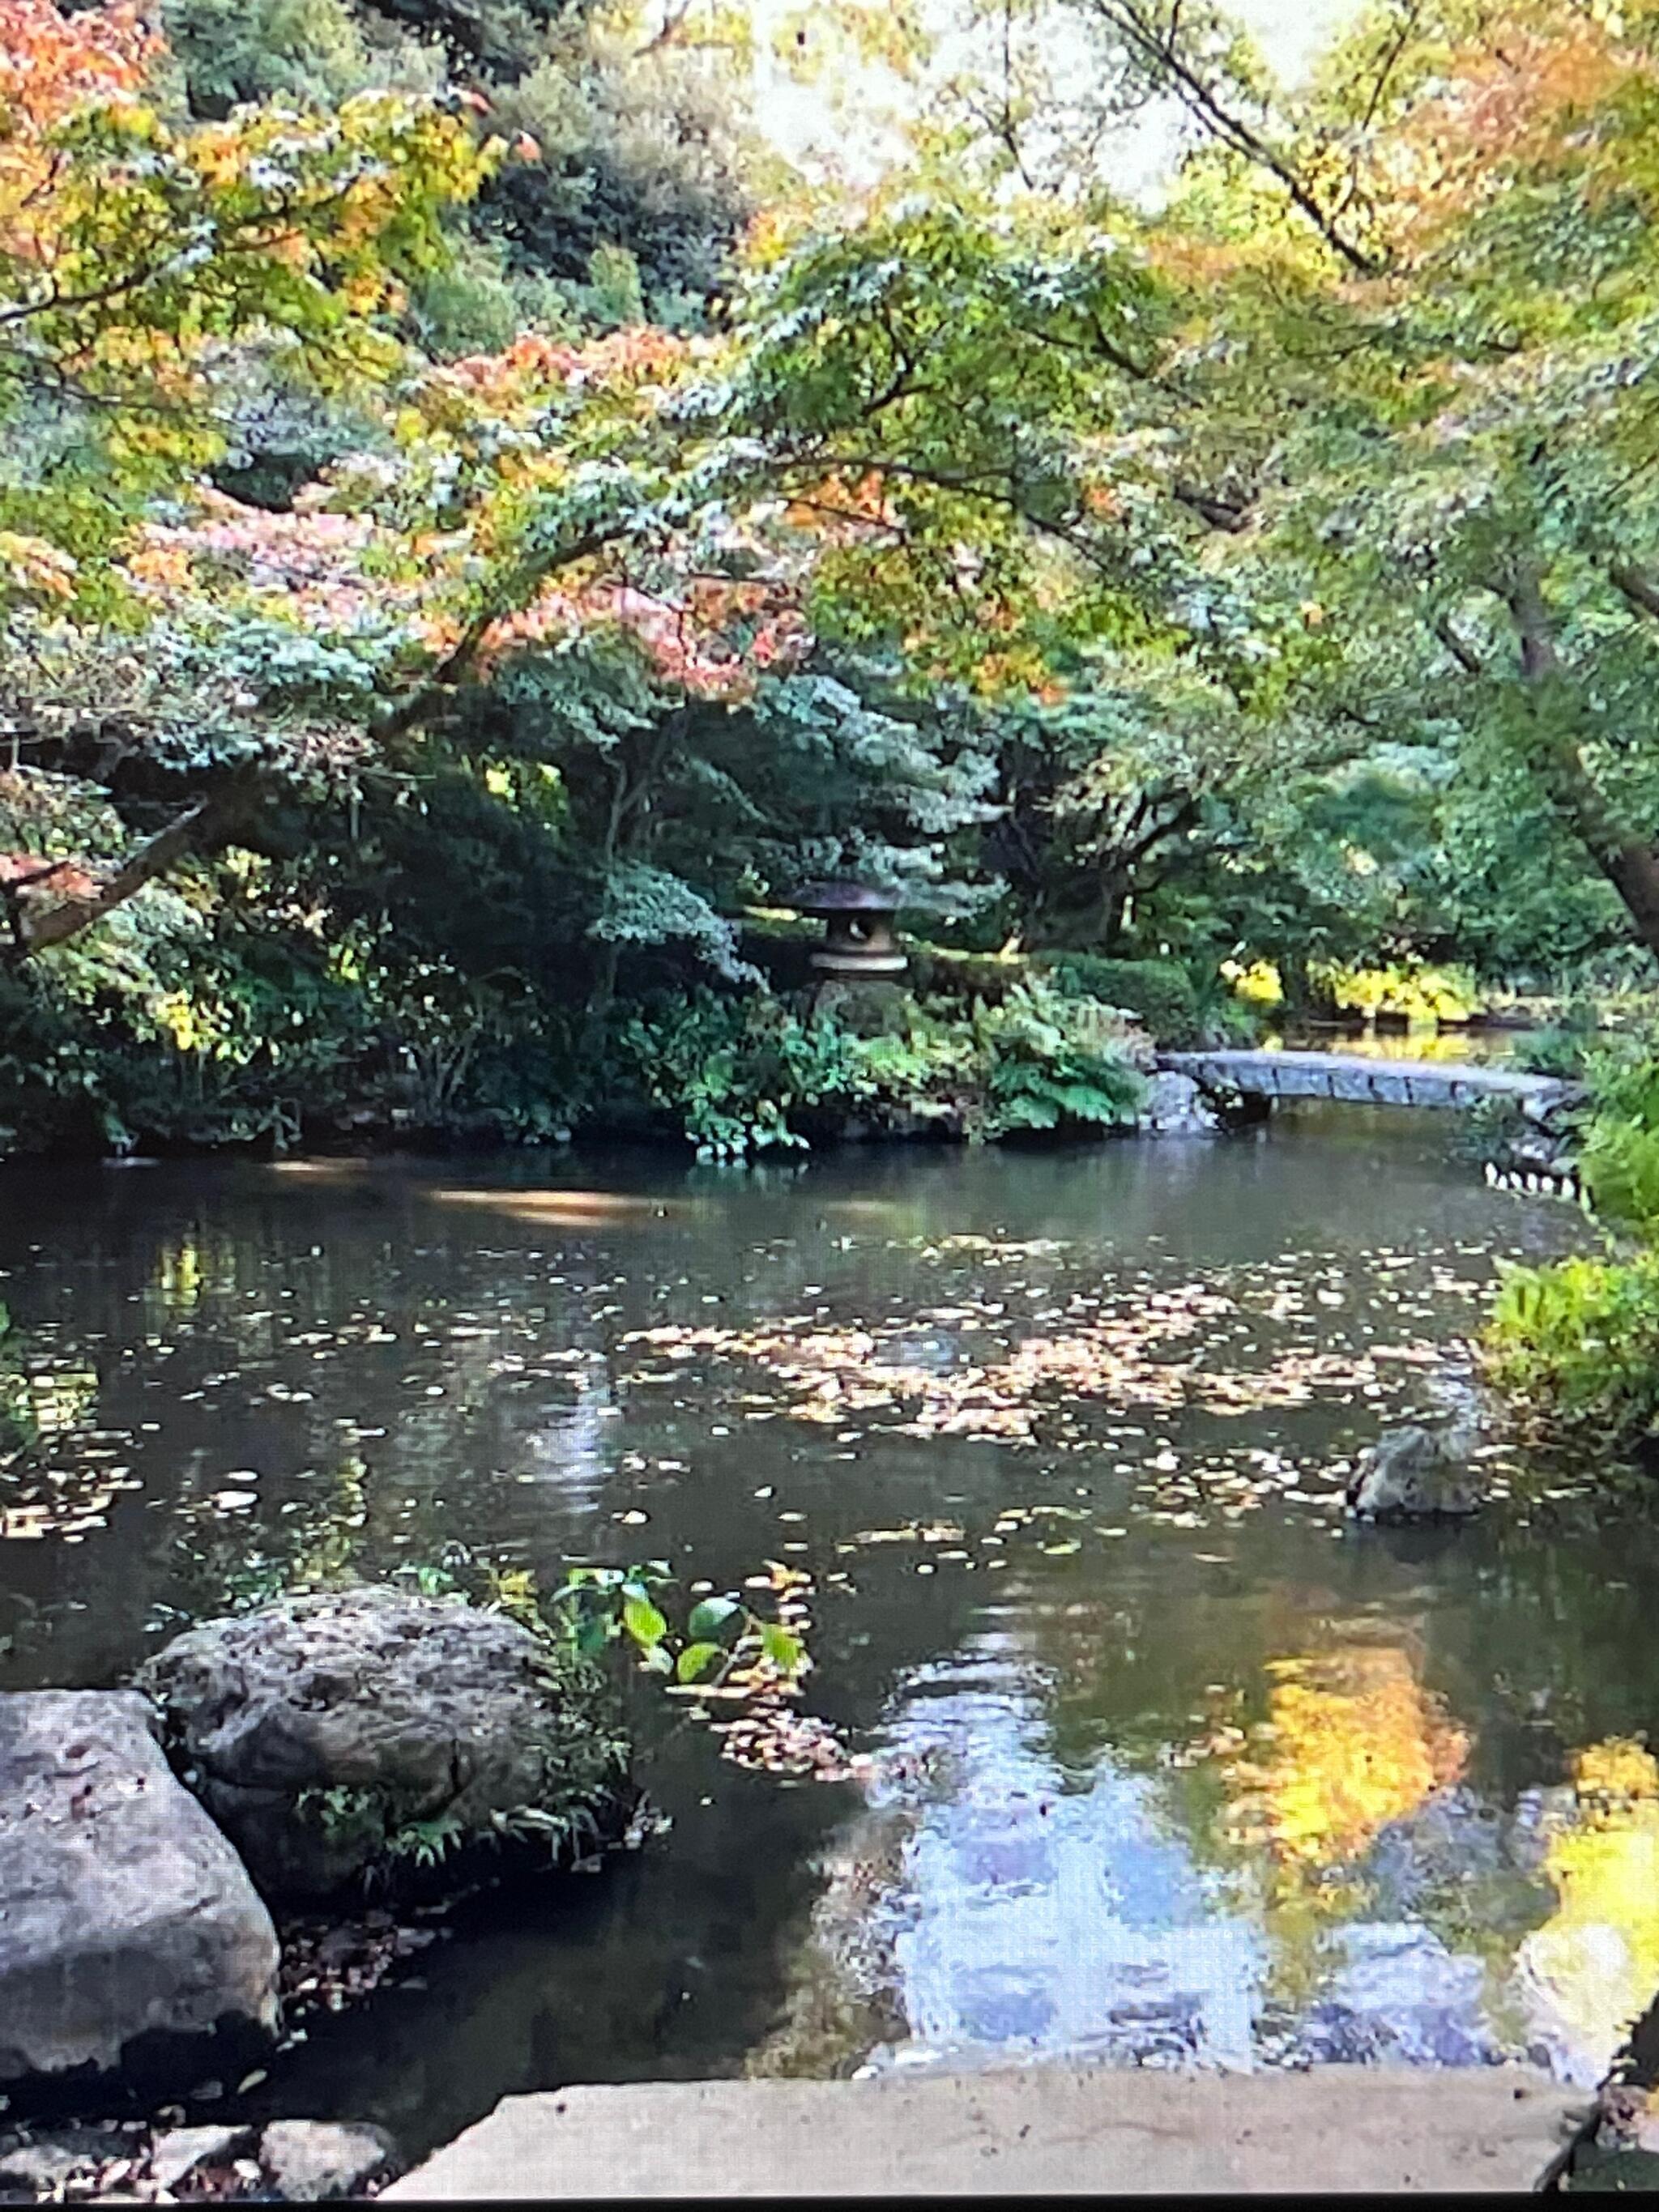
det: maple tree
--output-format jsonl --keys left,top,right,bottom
{"left": 769, "top": 0, "right": 1659, "bottom": 965}
{"left": 7, "top": 0, "right": 1659, "bottom": 1156}
{"left": 0, "top": 0, "right": 499, "bottom": 954}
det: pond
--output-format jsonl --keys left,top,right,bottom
{"left": 1, "top": 1109, "right": 1653, "bottom": 2163}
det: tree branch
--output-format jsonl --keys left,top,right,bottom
{"left": 1172, "top": 480, "right": 1249, "bottom": 531}
{"left": 1432, "top": 613, "right": 1486, "bottom": 676}
{"left": 1088, "top": 0, "right": 1385, "bottom": 275}
{"left": 377, "top": 522, "right": 636, "bottom": 743}
{"left": 6, "top": 787, "right": 252, "bottom": 959}
{"left": 1610, "top": 561, "right": 1659, "bottom": 624}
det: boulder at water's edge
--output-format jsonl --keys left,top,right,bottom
{"left": 0, "top": 1690, "right": 279, "bottom": 2103}
{"left": 1347, "top": 1422, "right": 1483, "bottom": 1522}
{"left": 138, "top": 1586, "right": 629, "bottom": 1906}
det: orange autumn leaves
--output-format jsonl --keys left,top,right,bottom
{"left": 0, "top": 2, "right": 495, "bottom": 448}
{"left": 0, "top": 0, "right": 153, "bottom": 150}
{"left": 482, "top": 575, "right": 809, "bottom": 700}
{"left": 1316, "top": 0, "right": 1659, "bottom": 271}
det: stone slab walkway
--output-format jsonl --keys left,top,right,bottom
{"left": 382, "top": 2063, "right": 1591, "bottom": 2198}
{"left": 1160, "top": 1048, "right": 1579, "bottom": 1114}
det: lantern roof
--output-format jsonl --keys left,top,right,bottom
{"left": 791, "top": 880, "right": 902, "bottom": 915}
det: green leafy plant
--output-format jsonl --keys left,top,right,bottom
{"left": 610, "top": 990, "right": 864, "bottom": 1160}
{"left": 547, "top": 1560, "right": 808, "bottom": 1690}
{"left": 1484, "top": 1251, "right": 1659, "bottom": 1452}
{"left": 966, "top": 982, "right": 1147, "bottom": 1140}
{"left": 608, "top": 980, "right": 1146, "bottom": 1154}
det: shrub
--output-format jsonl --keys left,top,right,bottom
{"left": 605, "top": 982, "right": 1148, "bottom": 1156}
{"left": 1031, "top": 954, "right": 1205, "bottom": 1046}
{"left": 608, "top": 990, "right": 864, "bottom": 1157}
{"left": 966, "top": 983, "right": 1147, "bottom": 1139}
{"left": 1484, "top": 1251, "right": 1659, "bottom": 1452}
{"left": 1307, "top": 960, "right": 1482, "bottom": 1024}
{"left": 1518, "top": 999, "right": 1602, "bottom": 1081}
{"left": 901, "top": 944, "right": 1027, "bottom": 1005}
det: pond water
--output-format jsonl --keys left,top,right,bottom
{"left": 2, "top": 1110, "right": 1655, "bottom": 2161}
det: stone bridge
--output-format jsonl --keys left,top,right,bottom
{"left": 1158, "top": 1048, "right": 1580, "bottom": 1119}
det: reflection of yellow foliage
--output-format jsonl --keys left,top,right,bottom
{"left": 157, "top": 1239, "right": 203, "bottom": 1311}
{"left": 28, "top": 1367, "right": 98, "bottom": 1435}
{"left": 1226, "top": 1646, "right": 1468, "bottom": 1870}
{"left": 1520, "top": 1739, "right": 1659, "bottom": 2078}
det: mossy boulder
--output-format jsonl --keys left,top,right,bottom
{"left": 136, "top": 1588, "right": 629, "bottom": 1907}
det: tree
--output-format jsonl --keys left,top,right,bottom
{"left": 0, "top": 2, "right": 499, "bottom": 955}
{"left": 725, "top": 0, "right": 1659, "bottom": 974}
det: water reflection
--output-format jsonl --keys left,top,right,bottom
{"left": 1224, "top": 1641, "right": 1468, "bottom": 1869}
{"left": 2, "top": 1126, "right": 1655, "bottom": 2154}
{"left": 1267, "top": 1027, "right": 1538, "bottom": 1067}
{"left": 850, "top": 1646, "right": 1264, "bottom": 2076}
{"left": 801, "top": 1627, "right": 1563, "bottom": 2082}
{"left": 1518, "top": 1743, "right": 1659, "bottom": 2087}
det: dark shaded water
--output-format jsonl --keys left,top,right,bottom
{"left": 1, "top": 1110, "right": 1652, "bottom": 2160}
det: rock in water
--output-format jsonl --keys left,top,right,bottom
{"left": 1137, "top": 1071, "right": 1219, "bottom": 1138}
{"left": 1346, "top": 1423, "right": 1482, "bottom": 1522}
{"left": 138, "top": 1587, "right": 629, "bottom": 1906}
{"left": 258, "top": 2120, "right": 397, "bottom": 2201}
{"left": 0, "top": 1691, "right": 279, "bottom": 2103}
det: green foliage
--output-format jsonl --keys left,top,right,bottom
{"left": 1575, "top": 1036, "right": 1659, "bottom": 1234}
{"left": 16, "top": 0, "right": 1659, "bottom": 1170}
{"left": 1481, "top": 1019, "right": 1659, "bottom": 1450}
{"left": 160, "top": 0, "right": 425, "bottom": 116}
{"left": 605, "top": 979, "right": 1146, "bottom": 1156}
{"left": 547, "top": 1559, "right": 808, "bottom": 1690}
{"left": 160, "top": 0, "right": 758, "bottom": 329}
{"left": 610, "top": 989, "right": 857, "bottom": 1157}
{"left": 965, "top": 982, "right": 1147, "bottom": 1139}
{"left": 1518, "top": 1001, "right": 1603, "bottom": 1082}
{"left": 1034, "top": 953, "right": 1209, "bottom": 1047}
{"left": 1485, "top": 1251, "right": 1659, "bottom": 1453}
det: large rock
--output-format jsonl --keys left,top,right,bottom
{"left": 1346, "top": 1421, "right": 1483, "bottom": 1522}
{"left": 147, "top": 2123, "right": 257, "bottom": 2194}
{"left": 137, "top": 1588, "right": 629, "bottom": 1906}
{"left": 0, "top": 1691, "right": 279, "bottom": 2103}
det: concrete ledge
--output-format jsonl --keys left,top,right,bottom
{"left": 383, "top": 2063, "right": 1590, "bottom": 2198}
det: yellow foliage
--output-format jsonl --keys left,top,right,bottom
{"left": 1231, "top": 1645, "right": 1469, "bottom": 1871}
{"left": 1519, "top": 1738, "right": 1659, "bottom": 2078}
{"left": 1222, "top": 958, "right": 1284, "bottom": 1007}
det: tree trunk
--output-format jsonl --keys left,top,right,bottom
{"left": 1504, "top": 568, "right": 1659, "bottom": 963}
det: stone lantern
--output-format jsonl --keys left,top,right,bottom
{"left": 793, "top": 881, "right": 907, "bottom": 980}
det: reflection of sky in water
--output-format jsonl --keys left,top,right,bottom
{"left": 859, "top": 1656, "right": 1265, "bottom": 2074}
{"left": 848, "top": 1642, "right": 1553, "bottom": 2081}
